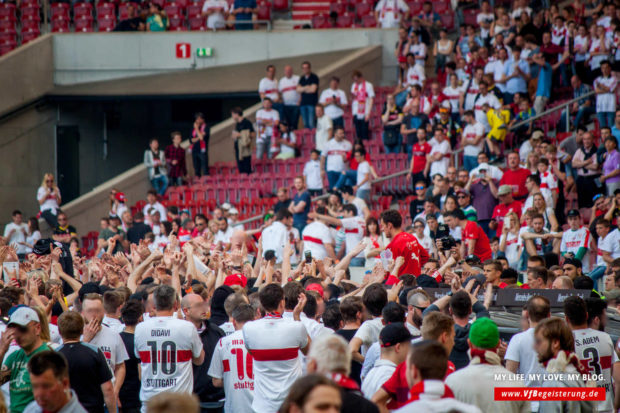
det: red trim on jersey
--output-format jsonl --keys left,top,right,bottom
{"left": 223, "top": 359, "right": 231, "bottom": 372}
{"left": 249, "top": 347, "right": 299, "bottom": 361}
{"left": 265, "top": 312, "right": 282, "bottom": 319}
{"left": 344, "top": 229, "right": 359, "bottom": 234}
{"left": 138, "top": 350, "right": 193, "bottom": 363}
{"left": 580, "top": 355, "right": 612, "bottom": 372}
{"left": 303, "top": 235, "right": 324, "bottom": 245}
{"left": 280, "top": 86, "right": 297, "bottom": 93}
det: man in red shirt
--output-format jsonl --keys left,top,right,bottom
{"left": 490, "top": 185, "right": 523, "bottom": 237}
{"left": 499, "top": 152, "right": 531, "bottom": 201}
{"left": 407, "top": 129, "right": 432, "bottom": 184}
{"left": 381, "top": 209, "right": 429, "bottom": 277}
{"left": 446, "top": 210, "right": 492, "bottom": 261}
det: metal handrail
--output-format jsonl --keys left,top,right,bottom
{"left": 509, "top": 90, "right": 596, "bottom": 132}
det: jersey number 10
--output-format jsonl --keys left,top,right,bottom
{"left": 147, "top": 341, "right": 178, "bottom": 375}
{"left": 231, "top": 348, "right": 253, "bottom": 381}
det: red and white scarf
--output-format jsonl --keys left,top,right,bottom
{"left": 352, "top": 81, "right": 368, "bottom": 116}
{"left": 408, "top": 379, "right": 454, "bottom": 401}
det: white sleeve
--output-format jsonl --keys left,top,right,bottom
{"left": 367, "top": 83, "right": 375, "bottom": 98}
{"left": 323, "top": 225, "right": 334, "bottom": 244}
{"left": 190, "top": 326, "right": 203, "bottom": 358}
{"left": 397, "top": 0, "right": 408, "bottom": 12}
{"left": 207, "top": 340, "right": 224, "bottom": 379}
{"left": 341, "top": 217, "right": 355, "bottom": 230}
{"left": 374, "top": 0, "right": 384, "bottom": 12}
{"left": 560, "top": 234, "right": 568, "bottom": 252}
{"left": 37, "top": 187, "right": 45, "bottom": 202}
{"left": 319, "top": 91, "right": 327, "bottom": 104}
{"left": 3, "top": 225, "right": 10, "bottom": 238}
{"left": 353, "top": 322, "right": 370, "bottom": 345}
{"left": 298, "top": 323, "right": 309, "bottom": 348}
{"left": 599, "top": 235, "right": 612, "bottom": 253}
{"left": 504, "top": 334, "right": 521, "bottom": 362}
{"left": 340, "top": 91, "right": 348, "bottom": 105}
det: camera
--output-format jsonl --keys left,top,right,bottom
{"left": 439, "top": 236, "right": 456, "bottom": 251}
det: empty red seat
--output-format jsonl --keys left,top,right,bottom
{"left": 329, "top": 1, "right": 344, "bottom": 15}
{"left": 187, "top": 3, "right": 202, "bottom": 17}
{"left": 20, "top": 6, "right": 40, "bottom": 20}
{"left": 51, "top": 19, "right": 70, "bottom": 32}
{"left": 0, "top": 19, "right": 14, "bottom": 31}
{"left": 361, "top": 14, "right": 376, "bottom": 27}
{"left": 433, "top": 0, "right": 449, "bottom": 13}
{"left": 439, "top": 12, "right": 454, "bottom": 31}
{"left": 151, "top": 0, "right": 165, "bottom": 7}
{"left": 311, "top": 12, "right": 326, "bottom": 28}
{"left": 355, "top": 1, "right": 371, "bottom": 18}
{"left": 75, "top": 17, "right": 94, "bottom": 31}
{"left": 168, "top": 16, "right": 186, "bottom": 30}
{"left": 119, "top": 2, "right": 139, "bottom": 19}
{"left": 406, "top": 0, "right": 423, "bottom": 14}
{"left": 0, "top": 4, "right": 16, "bottom": 20}
{"left": 462, "top": 7, "right": 478, "bottom": 26}
{"left": 20, "top": 18, "right": 39, "bottom": 30}
{"left": 21, "top": 28, "right": 40, "bottom": 43}
{"left": 51, "top": 3, "right": 70, "bottom": 19}
{"left": 256, "top": 2, "right": 271, "bottom": 20}
{"left": 96, "top": 2, "right": 116, "bottom": 18}
{"left": 188, "top": 16, "right": 205, "bottom": 30}
{"left": 74, "top": 2, "right": 93, "bottom": 17}
{"left": 97, "top": 17, "right": 116, "bottom": 31}
{"left": 336, "top": 12, "right": 353, "bottom": 27}
{"left": 0, "top": 31, "right": 15, "bottom": 44}
{"left": 272, "top": 0, "right": 287, "bottom": 11}
{"left": 164, "top": 3, "right": 181, "bottom": 17}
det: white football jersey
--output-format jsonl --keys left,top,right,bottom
{"left": 243, "top": 314, "right": 309, "bottom": 413}
{"left": 208, "top": 330, "right": 254, "bottom": 413}
{"left": 573, "top": 328, "right": 618, "bottom": 412}
{"left": 88, "top": 324, "right": 129, "bottom": 372}
{"left": 321, "top": 138, "right": 352, "bottom": 173}
{"left": 302, "top": 221, "right": 334, "bottom": 260}
{"left": 342, "top": 216, "right": 365, "bottom": 258}
{"left": 134, "top": 316, "right": 203, "bottom": 404}
{"left": 561, "top": 227, "right": 592, "bottom": 272}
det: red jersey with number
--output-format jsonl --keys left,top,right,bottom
{"left": 462, "top": 220, "right": 493, "bottom": 261}
{"left": 386, "top": 231, "right": 430, "bottom": 276}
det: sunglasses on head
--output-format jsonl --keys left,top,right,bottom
{"left": 415, "top": 186, "right": 425, "bottom": 190}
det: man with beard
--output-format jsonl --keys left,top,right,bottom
{"left": 533, "top": 318, "right": 597, "bottom": 412}
{"left": 563, "top": 296, "right": 620, "bottom": 413}
{"left": 406, "top": 292, "right": 429, "bottom": 337}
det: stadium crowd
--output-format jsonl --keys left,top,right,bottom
{"left": 1, "top": 0, "right": 620, "bottom": 412}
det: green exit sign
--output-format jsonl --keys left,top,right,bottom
{"left": 197, "top": 47, "right": 213, "bottom": 58}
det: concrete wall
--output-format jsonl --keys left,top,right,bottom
{"left": 60, "top": 46, "right": 383, "bottom": 235}
{"left": 53, "top": 29, "right": 398, "bottom": 86}
{"left": 0, "top": 35, "right": 54, "bottom": 115}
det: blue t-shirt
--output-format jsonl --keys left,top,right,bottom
{"left": 234, "top": 0, "right": 256, "bottom": 21}
{"left": 536, "top": 62, "right": 552, "bottom": 98}
{"left": 292, "top": 191, "right": 311, "bottom": 227}
{"left": 505, "top": 58, "right": 530, "bottom": 94}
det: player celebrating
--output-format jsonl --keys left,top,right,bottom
{"left": 134, "top": 285, "right": 205, "bottom": 410}
{"left": 381, "top": 209, "right": 429, "bottom": 277}
{"left": 563, "top": 296, "right": 620, "bottom": 413}
{"left": 243, "top": 284, "right": 310, "bottom": 413}
{"left": 209, "top": 304, "right": 256, "bottom": 412}
{"left": 561, "top": 209, "right": 591, "bottom": 273}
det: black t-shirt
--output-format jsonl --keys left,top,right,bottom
{"left": 336, "top": 329, "right": 362, "bottom": 385}
{"left": 119, "top": 332, "right": 141, "bottom": 409}
{"left": 235, "top": 118, "right": 255, "bottom": 133}
{"left": 409, "top": 198, "right": 425, "bottom": 219}
{"left": 401, "top": 113, "right": 429, "bottom": 145}
{"left": 58, "top": 342, "right": 113, "bottom": 413}
{"left": 299, "top": 73, "right": 319, "bottom": 106}
{"left": 273, "top": 199, "right": 292, "bottom": 214}
{"left": 53, "top": 225, "right": 76, "bottom": 237}
{"left": 113, "top": 17, "right": 142, "bottom": 31}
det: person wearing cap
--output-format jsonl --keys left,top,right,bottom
{"left": 455, "top": 188, "right": 477, "bottom": 222}
{"left": 361, "top": 323, "right": 412, "bottom": 399}
{"left": 226, "top": 208, "right": 243, "bottom": 232}
{"left": 0, "top": 306, "right": 52, "bottom": 413}
{"left": 490, "top": 184, "right": 523, "bottom": 238}
{"left": 109, "top": 191, "right": 128, "bottom": 222}
{"left": 561, "top": 209, "right": 592, "bottom": 274}
{"left": 468, "top": 152, "right": 503, "bottom": 182}
{"left": 562, "top": 257, "right": 584, "bottom": 281}
{"left": 446, "top": 317, "right": 529, "bottom": 412}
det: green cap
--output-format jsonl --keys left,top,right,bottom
{"left": 469, "top": 317, "right": 499, "bottom": 349}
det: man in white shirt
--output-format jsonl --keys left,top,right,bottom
{"left": 349, "top": 284, "right": 386, "bottom": 362}
{"left": 302, "top": 206, "right": 336, "bottom": 261}
{"left": 354, "top": 148, "right": 372, "bottom": 203}
{"left": 201, "top": 0, "right": 228, "bottom": 30}
{"left": 135, "top": 285, "right": 205, "bottom": 410}
{"left": 469, "top": 153, "right": 504, "bottom": 181}
{"left": 278, "top": 64, "right": 301, "bottom": 128}
{"left": 374, "top": 0, "right": 408, "bottom": 28}
{"left": 505, "top": 295, "right": 550, "bottom": 413}
{"left": 102, "top": 290, "right": 125, "bottom": 334}
{"left": 350, "top": 70, "right": 374, "bottom": 141}
{"left": 361, "top": 323, "right": 412, "bottom": 398}
{"left": 321, "top": 126, "right": 352, "bottom": 190}
{"left": 258, "top": 64, "right": 279, "bottom": 102}
{"left": 209, "top": 303, "right": 256, "bottom": 413}
{"left": 473, "top": 81, "right": 500, "bottom": 132}
{"left": 461, "top": 110, "right": 485, "bottom": 172}
{"left": 304, "top": 149, "right": 324, "bottom": 196}
{"left": 319, "top": 76, "right": 348, "bottom": 128}
{"left": 81, "top": 294, "right": 129, "bottom": 399}
{"left": 261, "top": 209, "right": 293, "bottom": 264}
{"left": 594, "top": 61, "right": 618, "bottom": 128}
{"left": 142, "top": 190, "right": 167, "bottom": 222}
{"left": 310, "top": 204, "right": 365, "bottom": 266}
{"left": 590, "top": 219, "right": 620, "bottom": 288}
{"left": 4, "top": 210, "right": 28, "bottom": 258}
{"left": 341, "top": 185, "right": 370, "bottom": 220}
{"left": 426, "top": 128, "right": 451, "bottom": 178}
{"left": 561, "top": 209, "right": 592, "bottom": 273}
{"left": 243, "top": 284, "right": 310, "bottom": 413}
{"left": 255, "top": 97, "right": 279, "bottom": 160}
{"left": 214, "top": 218, "right": 234, "bottom": 249}
{"left": 314, "top": 104, "right": 333, "bottom": 152}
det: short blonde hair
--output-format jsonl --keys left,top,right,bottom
{"left": 146, "top": 392, "right": 199, "bottom": 413}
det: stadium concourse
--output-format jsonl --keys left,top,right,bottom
{"left": 3, "top": 0, "right": 620, "bottom": 412}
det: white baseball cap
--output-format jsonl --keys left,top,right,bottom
{"left": 8, "top": 307, "right": 40, "bottom": 327}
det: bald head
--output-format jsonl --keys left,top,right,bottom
{"left": 552, "top": 276, "right": 574, "bottom": 290}
{"left": 408, "top": 292, "right": 430, "bottom": 308}
{"left": 181, "top": 293, "right": 203, "bottom": 309}
{"left": 230, "top": 229, "right": 246, "bottom": 250}
{"left": 284, "top": 65, "right": 293, "bottom": 77}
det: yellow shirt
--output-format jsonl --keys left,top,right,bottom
{"left": 486, "top": 108, "right": 510, "bottom": 142}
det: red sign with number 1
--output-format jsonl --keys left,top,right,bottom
{"left": 176, "top": 43, "right": 191, "bottom": 59}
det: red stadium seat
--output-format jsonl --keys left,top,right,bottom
{"left": 168, "top": 16, "right": 186, "bottom": 30}
{"left": 20, "top": 18, "right": 39, "bottom": 30}
{"left": 51, "top": 19, "right": 70, "bottom": 32}
{"left": 406, "top": 0, "right": 423, "bottom": 15}
{"left": 151, "top": 0, "right": 165, "bottom": 7}
{"left": 329, "top": 1, "right": 345, "bottom": 15}
{"left": 75, "top": 17, "right": 94, "bottom": 32}
{"left": 50, "top": 3, "right": 70, "bottom": 19}
{"left": 186, "top": 3, "right": 202, "bottom": 17}
{"left": 0, "top": 31, "right": 15, "bottom": 45}
{"left": 188, "top": 16, "right": 205, "bottom": 30}
{"left": 20, "top": 0, "right": 39, "bottom": 8}
{"left": 74, "top": 2, "right": 93, "bottom": 18}
{"left": 97, "top": 17, "right": 116, "bottom": 31}
{"left": 21, "top": 28, "right": 40, "bottom": 43}
{"left": 164, "top": 3, "right": 181, "bottom": 17}
{"left": 0, "top": 43, "right": 16, "bottom": 55}
{"left": 20, "top": 6, "right": 40, "bottom": 20}
{"left": 0, "top": 4, "right": 16, "bottom": 20}
{"left": 272, "top": 0, "right": 288, "bottom": 11}
{"left": 432, "top": 0, "right": 449, "bottom": 13}
{"left": 96, "top": 2, "right": 116, "bottom": 18}
{"left": 336, "top": 12, "right": 353, "bottom": 27}
{"left": 0, "top": 19, "right": 14, "bottom": 31}
{"left": 256, "top": 2, "right": 271, "bottom": 20}
{"left": 439, "top": 11, "right": 454, "bottom": 31}
{"left": 119, "top": 2, "right": 139, "bottom": 19}
{"left": 462, "top": 7, "right": 478, "bottom": 27}
{"left": 355, "top": 1, "right": 371, "bottom": 18}
{"left": 311, "top": 12, "right": 326, "bottom": 28}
